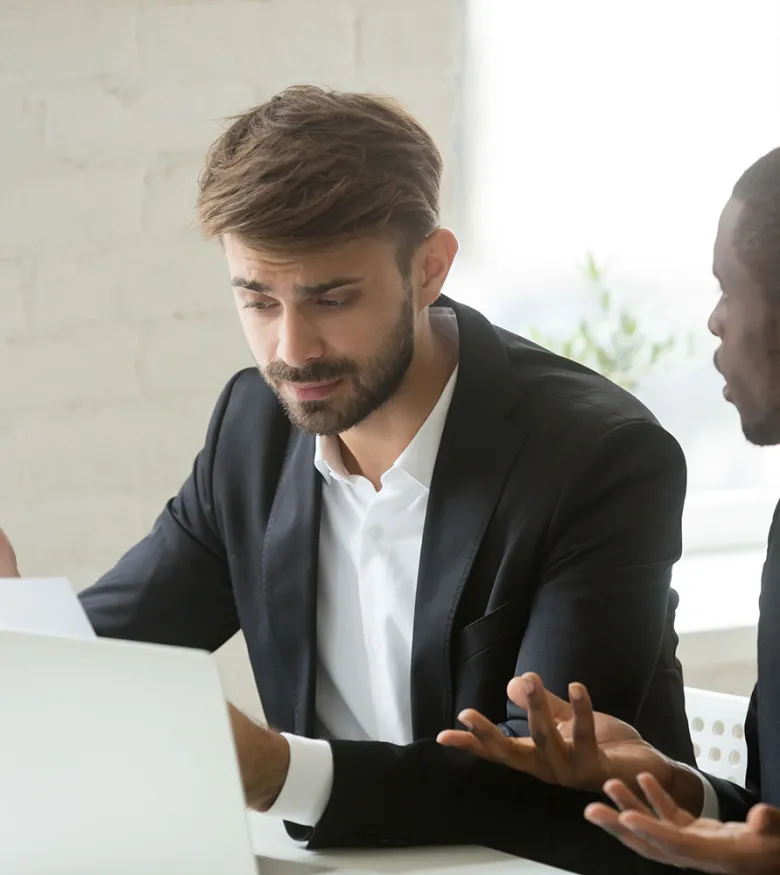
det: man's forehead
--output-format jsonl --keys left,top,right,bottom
{"left": 718, "top": 197, "right": 744, "bottom": 238}
{"left": 713, "top": 198, "right": 743, "bottom": 271}
{"left": 224, "top": 232, "right": 394, "bottom": 267}
{"left": 713, "top": 197, "right": 772, "bottom": 298}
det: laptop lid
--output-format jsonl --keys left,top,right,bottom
{"left": 0, "top": 630, "right": 259, "bottom": 875}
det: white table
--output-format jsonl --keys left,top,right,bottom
{"left": 249, "top": 813, "right": 568, "bottom": 874}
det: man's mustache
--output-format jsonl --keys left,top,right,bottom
{"left": 263, "top": 359, "right": 358, "bottom": 384}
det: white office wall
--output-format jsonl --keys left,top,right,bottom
{"left": 0, "top": 0, "right": 464, "bottom": 719}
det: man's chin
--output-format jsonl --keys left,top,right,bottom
{"left": 284, "top": 396, "right": 363, "bottom": 436}
{"left": 285, "top": 403, "right": 338, "bottom": 436}
{"left": 741, "top": 411, "right": 780, "bottom": 447}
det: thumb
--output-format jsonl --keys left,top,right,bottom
{"left": 507, "top": 673, "right": 573, "bottom": 721}
{"left": 747, "top": 803, "right": 780, "bottom": 836}
{"left": 0, "top": 526, "right": 19, "bottom": 577}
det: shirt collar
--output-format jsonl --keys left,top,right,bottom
{"left": 313, "top": 431, "right": 348, "bottom": 484}
{"left": 314, "top": 364, "right": 459, "bottom": 490}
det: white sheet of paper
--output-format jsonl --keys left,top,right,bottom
{"left": 0, "top": 577, "right": 95, "bottom": 639}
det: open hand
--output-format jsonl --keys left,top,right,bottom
{"left": 585, "top": 772, "right": 780, "bottom": 874}
{"left": 437, "top": 673, "right": 675, "bottom": 797}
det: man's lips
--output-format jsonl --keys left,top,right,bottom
{"left": 287, "top": 379, "right": 342, "bottom": 401}
{"left": 713, "top": 351, "right": 731, "bottom": 400}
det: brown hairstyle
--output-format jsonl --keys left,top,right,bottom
{"left": 197, "top": 85, "right": 443, "bottom": 262}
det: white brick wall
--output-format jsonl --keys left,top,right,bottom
{"left": 0, "top": 0, "right": 463, "bottom": 717}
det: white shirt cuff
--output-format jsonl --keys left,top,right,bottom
{"left": 678, "top": 763, "right": 721, "bottom": 818}
{"left": 263, "top": 733, "right": 334, "bottom": 827}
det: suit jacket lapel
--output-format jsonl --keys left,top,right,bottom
{"left": 261, "top": 430, "right": 321, "bottom": 736}
{"left": 411, "top": 298, "right": 528, "bottom": 739}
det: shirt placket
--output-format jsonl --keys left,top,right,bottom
{"left": 357, "top": 487, "right": 399, "bottom": 742}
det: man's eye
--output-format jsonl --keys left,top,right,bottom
{"left": 317, "top": 297, "right": 346, "bottom": 307}
{"left": 244, "top": 300, "right": 277, "bottom": 310}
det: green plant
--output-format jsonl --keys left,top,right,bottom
{"left": 531, "top": 252, "right": 690, "bottom": 391}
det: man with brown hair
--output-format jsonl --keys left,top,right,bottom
{"left": 1, "top": 86, "right": 692, "bottom": 870}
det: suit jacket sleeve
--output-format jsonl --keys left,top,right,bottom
{"left": 314, "top": 740, "right": 675, "bottom": 874}
{"left": 78, "top": 376, "right": 240, "bottom": 651}
{"left": 300, "top": 420, "right": 688, "bottom": 873}
{"left": 704, "top": 685, "right": 760, "bottom": 822}
{"left": 702, "top": 496, "right": 780, "bottom": 821}
{"left": 504, "top": 420, "right": 692, "bottom": 762}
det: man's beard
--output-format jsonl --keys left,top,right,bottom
{"left": 742, "top": 412, "right": 780, "bottom": 445}
{"left": 260, "top": 290, "right": 415, "bottom": 436}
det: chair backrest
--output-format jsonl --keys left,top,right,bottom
{"left": 684, "top": 686, "right": 750, "bottom": 785}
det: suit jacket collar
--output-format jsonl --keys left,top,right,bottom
{"left": 261, "top": 296, "right": 528, "bottom": 737}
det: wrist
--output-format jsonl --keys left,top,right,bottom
{"left": 227, "top": 703, "right": 291, "bottom": 812}
{"left": 246, "top": 732, "right": 290, "bottom": 812}
{"left": 666, "top": 759, "right": 705, "bottom": 816}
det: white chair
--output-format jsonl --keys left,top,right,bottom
{"left": 684, "top": 687, "right": 750, "bottom": 785}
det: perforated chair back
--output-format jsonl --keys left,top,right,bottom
{"left": 684, "top": 687, "right": 750, "bottom": 785}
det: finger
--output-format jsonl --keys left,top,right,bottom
{"left": 569, "top": 683, "right": 599, "bottom": 764}
{"left": 450, "top": 709, "right": 515, "bottom": 765}
{"left": 746, "top": 802, "right": 780, "bottom": 836}
{"left": 508, "top": 673, "right": 572, "bottom": 722}
{"left": 436, "top": 728, "right": 485, "bottom": 756}
{"left": 637, "top": 772, "right": 691, "bottom": 825}
{"left": 584, "top": 802, "right": 620, "bottom": 826}
{"left": 522, "top": 675, "right": 571, "bottom": 774}
{"left": 0, "top": 526, "right": 19, "bottom": 577}
{"left": 603, "top": 779, "right": 654, "bottom": 816}
{"left": 584, "top": 804, "right": 681, "bottom": 865}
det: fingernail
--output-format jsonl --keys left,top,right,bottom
{"left": 524, "top": 676, "right": 537, "bottom": 696}
{"left": 569, "top": 683, "right": 582, "bottom": 702}
{"left": 459, "top": 715, "right": 473, "bottom": 731}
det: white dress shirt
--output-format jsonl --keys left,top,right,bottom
{"left": 267, "top": 309, "right": 459, "bottom": 827}
{"left": 689, "top": 767, "right": 720, "bottom": 818}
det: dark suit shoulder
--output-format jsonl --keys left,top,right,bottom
{"left": 211, "top": 367, "right": 289, "bottom": 445}
{"left": 220, "top": 366, "right": 284, "bottom": 414}
{"left": 205, "top": 369, "right": 291, "bottom": 523}
{"left": 495, "top": 326, "right": 667, "bottom": 440}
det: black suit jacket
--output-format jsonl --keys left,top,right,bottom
{"left": 79, "top": 297, "right": 694, "bottom": 873}
{"left": 707, "top": 502, "right": 780, "bottom": 822}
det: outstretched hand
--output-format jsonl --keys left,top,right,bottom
{"left": 438, "top": 673, "right": 675, "bottom": 797}
{"left": 586, "top": 772, "right": 780, "bottom": 874}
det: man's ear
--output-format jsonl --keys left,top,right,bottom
{"left": 414, "top": 228, "right": 459, "bottom": 309}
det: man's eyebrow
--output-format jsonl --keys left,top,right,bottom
{"left": 231, "top": 277, "right": 364, "bottom": 296}
{"left": 231, "top": 277, "right": 271, "bottom": 293}
{"left": 294, "top": 277, "right": 364, "bottom": 297}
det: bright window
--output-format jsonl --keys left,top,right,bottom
{"left": 454, "top": 0, "right": 780, "bottom": 570}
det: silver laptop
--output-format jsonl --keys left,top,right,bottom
{"left": 0, "top": 630, "right": 328, "bottom": 875}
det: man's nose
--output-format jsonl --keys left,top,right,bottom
{"left": 276, "top": 309, "right": 325, "bottom": 368}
